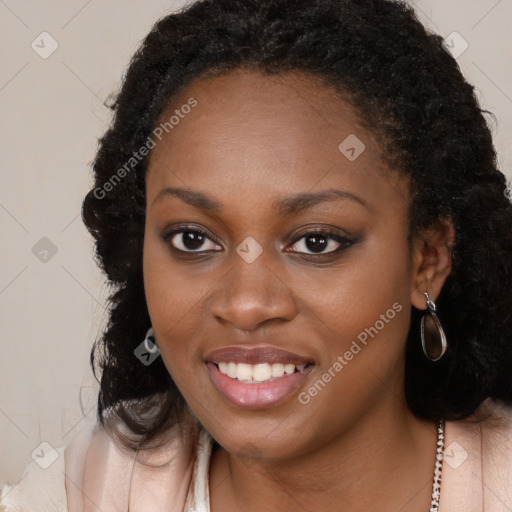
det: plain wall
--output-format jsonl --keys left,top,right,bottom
{"left": 1, "top": 0, "right": 511, "bottom": 484}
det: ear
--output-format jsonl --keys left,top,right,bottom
{"left": 410, "top": 218, "right": 455, "bottom": 310}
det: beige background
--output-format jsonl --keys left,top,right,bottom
{"left": 0, "top": 0, "right": 510, "bottom": 485}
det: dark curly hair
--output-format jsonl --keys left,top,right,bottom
{"left": 82, "top": 0, "right": 512, "bottom": 448}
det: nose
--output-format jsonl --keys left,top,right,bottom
{"left": 209, "top": 251, "right": 298, "bottom": 332}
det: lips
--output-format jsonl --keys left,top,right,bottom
{"left": 204, "top": 345, "right": 312, "bottom": 365}
{"left": 204, "top": 345, "right": 315, "bottom": 409}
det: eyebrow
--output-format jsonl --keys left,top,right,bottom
{"left": 153, "top": 186, "right": 222, "bottom": 212}
{"left": 152, "top": 186, "right": 367, "bottom": 215}
{"left": 275, "top": 188, "right": 367, "bottom": 215}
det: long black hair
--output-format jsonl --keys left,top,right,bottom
{"left": 82, "top": 0, "right": 512, "bottom": 448}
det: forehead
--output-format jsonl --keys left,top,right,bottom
{"left": 145, "top": 68, "right": 408, "bottom": 216}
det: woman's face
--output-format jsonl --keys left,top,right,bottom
{"left": 143, "top": 69, "right": 417, "bottom": 460}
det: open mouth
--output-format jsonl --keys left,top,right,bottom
{"left": 213, "top": 361, "right": 314, "bottom": 384}
{"left": 206, "top": 360, "right": 315, "bottom": 408}
{"left": 203, "top": 345, "right": 316, "bottom": 408}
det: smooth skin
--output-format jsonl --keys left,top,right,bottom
{"left": 143, "top": 69, "right": 454, "bottom": 512}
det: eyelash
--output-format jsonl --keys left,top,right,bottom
{"left": 162, "top": 226, "right": 221, "bottom": 254}
{"left": 162, "top": 224, "right": 355, "bottom": 257}
{"left": 287, "top": 229, "right": 354, "bottom": 256}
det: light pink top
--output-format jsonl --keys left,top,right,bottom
{"left": 2, "top": 399, "right": 512, "bottom": 511}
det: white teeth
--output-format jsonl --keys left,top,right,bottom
{"left": 253, "top": 363, "right": 272, "bottom": 382}
{"left": 284, "top": 364, "right": 295, "bottom": 375}
{"left": 216, "top": 361, "right": 307, "bottom": 382}
{"left": 271, "top": 363, "right": 285, "bottom": 378}
{"left": 227, "top": 362, "right": 237, "bottom": 379}
{"left": 236, "top": 363, "right": 253, "bottom": 382}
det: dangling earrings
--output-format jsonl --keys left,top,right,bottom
{"left": 420, "top": 292, "right": 447, "bottom": 362}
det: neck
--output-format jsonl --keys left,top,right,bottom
{"left": 209, "top": 396, "right": 438, "bottom": 512}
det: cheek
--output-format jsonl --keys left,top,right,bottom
{"left": 142, "top": 228, "right": 225, "bottom": 388}
{"left": 143, "top": 218, "right": 203, "bottom": 318}
{"left": 142, "top": 230, "right": 196, "bottom": 371}
{"left": 293, "top": 234, "right": 411, "bottom": 354}
{"left": 287, "top": 239, "right": 412, "bottom": 433}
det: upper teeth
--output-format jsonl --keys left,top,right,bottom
{"left": 217, "top": 362, "right": 307, "bottom": 382}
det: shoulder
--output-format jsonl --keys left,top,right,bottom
{"left": 1, "top": 417, "right": 201, "bottom": 512}
{"left": 0, "top": 445, "right": 67, "bottom": 512}
{"left": 68, "top": 418, "right": 201, "bottom": 511}
{"left": 440, "top": 398, "right": 512, "bottom": 512}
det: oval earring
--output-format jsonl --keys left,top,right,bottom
{"left": 420, "top": 292, "right": 447, "bottom": 362}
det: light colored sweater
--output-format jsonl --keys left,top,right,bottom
{"left": 1, "top": 399, "right": 511, "bottom": 511}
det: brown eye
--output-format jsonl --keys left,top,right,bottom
{"left": 304, "top": 235, "right": 329, "bottom": 253}
{"left": 164, "top": 228, "right": 222, "bottom": 253}
{"left": 287, "top": 230, "right": 354, "bottom": 255}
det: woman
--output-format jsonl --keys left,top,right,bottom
{"left": 2, "top": 0, "right": 511, "bottom": 510}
